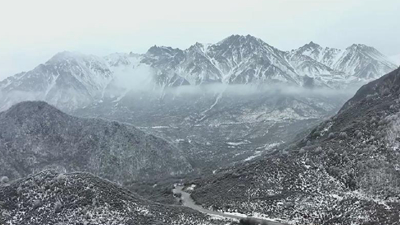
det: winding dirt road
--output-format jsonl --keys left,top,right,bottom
{"left": 172, "top": 186, "right": 286, "bottom": 225}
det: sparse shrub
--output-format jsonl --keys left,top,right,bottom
{"left": 33, "top": 199, "right": 42, "bottom": 209}
{"left": 328, "top": 166, "right": 341, "bottom": 178}
{"left": 54, "top": 200, "right": 62, "bottom": 213}
{"left": 313, "top": 130, "right": 321, "bottom": 137}
{"left": 16, "top": 186, "right": 23, "bottom": 195}
{"left": 368, "top": 145, "right": 377, "bottom": 152}
{"left": 339, "top": 132, "right": 348, "bottom": 139}
{"left": 355, "top": 130, "right": 362, "bottom": 138}
{"left": 314, "top": 147, "right": 322, "bottom": 154}
{"left": 0, "top": 176, "right": 9, "bottom": 184}
{"left": 381, "top": 87, "right": 390, "bottom": 96}
{"left": 56, "top": 173, "right": 66, "bottom": 181}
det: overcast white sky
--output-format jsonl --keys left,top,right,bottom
{"left": 0, "top": 0, "right": 399, "bottom": 80}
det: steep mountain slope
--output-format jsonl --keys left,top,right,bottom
{"left": 0, "top": 101, "right": 192, "bottom": 183}
{"left": 0, "top": 170, "right": 222, "bottom": 225}
{"left": 190, "top": 68, "right": 400, "bottom": 224}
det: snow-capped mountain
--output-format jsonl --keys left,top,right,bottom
{"left": 288, "top": 42, "right": 397, "bottom": 88}
{"left": 142, "top": 35, "right": 301, "bottom": 86}
{"left": 0, "top": 35, "right": 396, "bottom": 111}
{"left": 145, "top": 35, "right": 396, "bottom": 88}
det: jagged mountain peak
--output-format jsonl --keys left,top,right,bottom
{"left": 187, "top": 42, "right": 210, "bottom": 53}
{"left": 47, "top": 51, "right": 104, "bottom": 65}
{"left": 344, "top": 43, "right": 385, "bottom": 57}
{"left": 291, "top": 41, "right": 322, "bottom": 53}
{"left": 217, "top": 34, "right": 266, "bottom": 47}
{"left": 346, "top": 43, "right": 373, "bottom": 50}
{"left": 146, "top": 45, "right": 183, "bottom": 56}
{"left": 51, "top": 50, "right": 81, "bottom": 57}
{"left": 304, "top": 41, "right": 322, "bottom": 49}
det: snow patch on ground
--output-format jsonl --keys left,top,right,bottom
{"left": 244, "top": 151, "right": 262, "bottom": 162}
{"left": 226, "top": 140, "right": 250, "bottom": 146}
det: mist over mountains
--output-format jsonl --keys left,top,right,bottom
{"left": 0, "top": 35, "right": 396, "bottom": 111}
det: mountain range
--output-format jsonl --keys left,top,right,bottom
{"left": 0, "top": 35, "right": 397, "bottom": 111}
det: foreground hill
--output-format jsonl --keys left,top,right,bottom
{"left": 190, "top": 68, "right": 400, "bottom": 224}
{"left": 0, "top": 171, "right": 222, "bottom": 225}
{"left": 0, "top": 101, "right": 192, "bottom": 183}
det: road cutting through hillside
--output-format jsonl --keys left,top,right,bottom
{"left": 173, "top": 185, "right": 286, "bottom": 225}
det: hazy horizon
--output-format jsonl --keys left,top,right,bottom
{"left": 1, "top": 0, "right": 400, "bottom": 80}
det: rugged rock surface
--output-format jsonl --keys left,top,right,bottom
{"left": 190, "top": 68, "right": 400, "bottom": 224}
{"left": 0, "top": 170, "right": 223, "bottom": 225}
{"left": 0, "top": 101, "right": 192, "bottom": 183}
